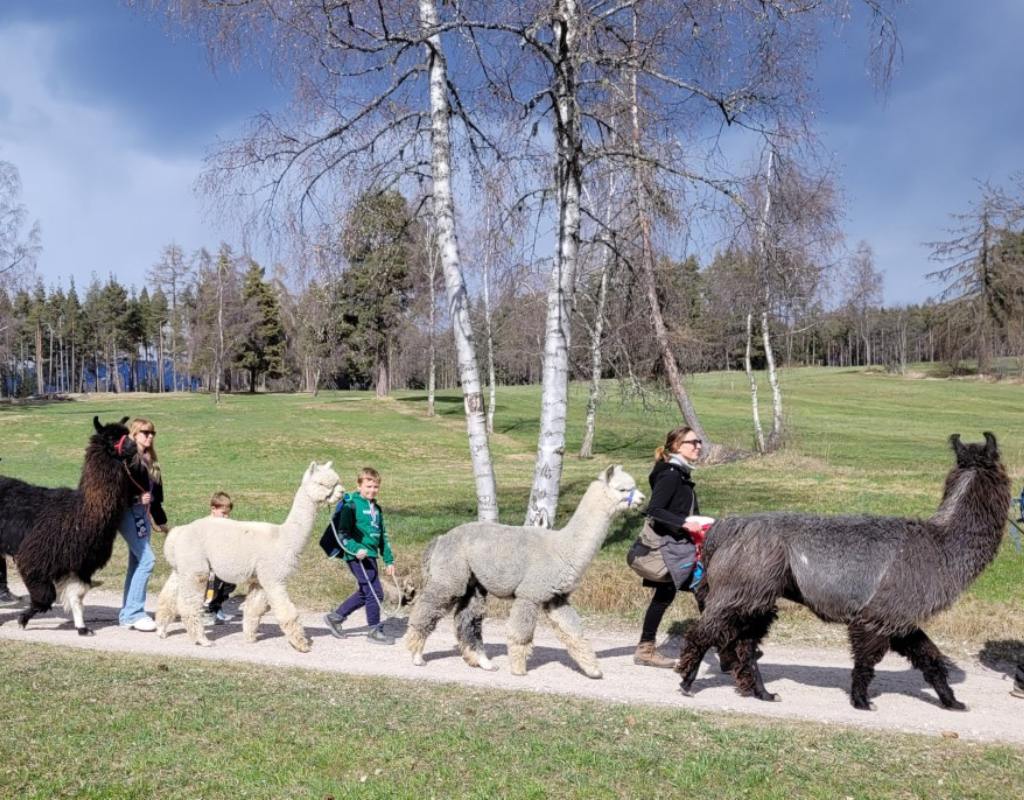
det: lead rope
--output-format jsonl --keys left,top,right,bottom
{"left": 327, "top": 517, "right": 406, "bottom": 620}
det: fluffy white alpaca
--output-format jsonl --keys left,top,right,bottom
{"left": 155, "top": 461, "right": 343, "bottom": 652}
{"left": 405, "top": 465, "right": 644, "bottom": 678}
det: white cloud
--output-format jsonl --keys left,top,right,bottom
{"left": 0, "top": 21, "right": 242, "bottom": 291}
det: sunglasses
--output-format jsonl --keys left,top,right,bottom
{"left": 681, "top": 439, "right": 703, "bottom": 446}
{"left": 139, "top": 430, "right": 156, "bottom": 437}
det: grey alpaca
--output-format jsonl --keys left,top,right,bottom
{"left": 676, "top": 432, "right": 1011, "bottom": 711}
{"left": 405, "top": 465, "right": 643, "bottom": 677}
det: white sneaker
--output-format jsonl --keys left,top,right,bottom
{"left": 129, "top": 616, "right": 156, "bottom": 632}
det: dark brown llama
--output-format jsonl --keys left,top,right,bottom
{"left": 0, "top": 417, "right": 139, "bottom": 635}
{"left": 676, "top": 432, "right": 1010, "bottom": 711}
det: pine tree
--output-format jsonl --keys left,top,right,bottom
{"left": 235, "top": 260, "right": 286, "bottom": 392}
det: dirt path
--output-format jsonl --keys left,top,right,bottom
{"left": 3, "top": 583, "right": 1022, "bottom": 747}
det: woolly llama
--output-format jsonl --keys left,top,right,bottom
{"left": 0, "top": 417, "right": 138, "bottom": 635}
{"left": 156, "top": 461, "right": 342, "bottom": 652}
{"left": 405, "top": 465, "right": 644, "bottom": 678}
{"left": 676, "top": 432, "right": 1010, "bottom": 711}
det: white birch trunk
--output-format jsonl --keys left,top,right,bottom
{"left": 745, "top": 312, "right": 766, "bottom": 455}
{"left": 525, "top": 0, "right": 581, "bottom": 528}
{"left": 420, "top": 0, "right": 498, "bottom": 521}
{"left": 579, "top": 176, "right": 617, "bottom": 460}
{"left": 756, "top": 146, "right": 783, "bottom": 450}
{"left": 427, "top": 238, "right": 437, "bottom": 417}
{"left": 482, "top": 205, "right": 496, "bottom": 434}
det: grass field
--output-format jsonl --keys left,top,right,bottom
{"left": 3, "top": 367, "right": 1024, "bottom": 798}
{"left": 1, "top": 366, "right": 1023, "bottom": 647}
{"left": 4, "top": 640, "right": 1024, "bottom": 800}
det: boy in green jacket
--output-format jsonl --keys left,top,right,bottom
{"left": 324, "top": 467, "right": 396, "bottom": 644}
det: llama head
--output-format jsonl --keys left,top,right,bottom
{"left": 91, "top": 416, "right": 138, "bottom": 463}
{"left": 302, "top": 460, "right": 344, "bottom": 506}
{"left": 949, "top": 431, "right": 1001, "bottom": 470}
{"left": 600, "top": 464, "right": 645, "bottom": 511}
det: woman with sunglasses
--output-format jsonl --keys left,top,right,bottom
{"left": 634, "top": 425, "right": 707, "bottom": 668}
{"left": 117, "top": 417, "right": 169, "bottom": 631}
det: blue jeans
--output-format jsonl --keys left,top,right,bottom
{"left": 118, "top": 505, "right": 155, "bottom": 625}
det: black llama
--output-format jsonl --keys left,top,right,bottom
{"left": 676, "top": 432, "right": 1010, "bottom": 711}
{"left": 0, "top": 416, "right": 139, "bottom": 635}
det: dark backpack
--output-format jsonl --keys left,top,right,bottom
{"left": 318, "top": 497, "right": 348, "bottom": 558}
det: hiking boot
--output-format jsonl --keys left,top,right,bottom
{"left": 1011, "top": 685, "right": 1024, "bottom": 700}
{"left": 367, "top": 626, "right": 394, "bottom": 645}
{"left": 634, "top": 641, "right": 675, "bottom": 668}
{"left": 324, "top": 612, "right": 346, "bottom": 639}
{"left": 0, "top": 588, "right": 21, "bottom": 607}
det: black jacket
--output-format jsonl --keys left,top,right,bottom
{"left": 127, "top": 459, "right": 167, "bottom": 527}
{"left": 646, "top": 459, "right": 699, "bottom": 540}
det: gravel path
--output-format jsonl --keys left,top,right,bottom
{"left": 3, "top": 584, "right": 1022, "bottom": 746}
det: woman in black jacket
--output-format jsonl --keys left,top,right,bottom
{"left": 634, "top": 425, "right": 706, "bottom": 667}
{"left": 117, "top": 418, "right": 169, "bottom": 631}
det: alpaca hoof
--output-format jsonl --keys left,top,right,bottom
{"left": 77, "top": 627, "right": 94, "bottom": 637}
{"left": 291, "top": 638, "right": 312, "bottom": 653}
{"left": 585, "top": 669, "right": 603, "bottom": 680}
{"left": 851, "top": 698, "right": 875, "bottom": 711}
{"left": 757, "top": 691, "right": 780, "bottom": 703}
{"left": 412, "top": 653, "right": 425, "bottom": 667}
{"left": 17, "top": 615, "right": 28, "bottom": 629}
{"left": 679, "top": 682, "right": 696, "bottom": 697}
{"left": 510, "top": 666, "right": 527, "bottom": 677}
{"left": 478, "top": 656, "right": 498, "bottom": 672}
{"left": 196, "top": 639, "right": 213, "bottom": 648}
{"left": 942, "top": 699, "right": 967, "bottom": 712}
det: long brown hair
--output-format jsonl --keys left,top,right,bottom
{"left": 654, "top": 426, "right": 694, "bottom": 462}
{"left": 129, "top": 417, "right": 161, "bottom": 482}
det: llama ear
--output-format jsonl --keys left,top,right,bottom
{"left": 602, "top": 465, "right": 616, "bottom": 484}
{"left": 93, "top": 416, "right": 103, "bottom": 433}
{"left": 307, "top": 460, "right": 316, "bottom": 475}
{"left": 982, "top": 431, "right": 998, "bottom": 458}
{"left": 948, "top": 433, "right": 962, "bottom": 456}
{"left": 119, "top": 416, "right": 130, "bottom": 425}
{"left": 324, "top": 460, "right": 333, "bottom": 471}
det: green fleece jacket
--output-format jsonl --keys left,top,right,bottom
{"left": 332, "top": 492, "right": 394, "bottom": 565}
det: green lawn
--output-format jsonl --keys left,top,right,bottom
{"left": 3, "top": 640, "right": 1023, "bottom": 800}
{"left": 1, "top": 367, "right": 1022, "bottom": 641}
{"left": 3, "top": 368, "right": 1024, "bottom": 798}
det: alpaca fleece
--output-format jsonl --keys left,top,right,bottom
{"left": 0, "top": 417, "right": 138, "bottom": 635}
{"left": 676, "top": 432, "right": 1011, "bottom": 711}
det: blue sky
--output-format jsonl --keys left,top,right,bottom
{"left": 1, "top": 1, "right": 1021, "bottom": 305}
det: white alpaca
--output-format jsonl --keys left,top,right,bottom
{"left": 405, "top": 465, "right": 643, "bottom": 678}
{"left": 155, "top": 461, "right": 343, "bottom": 652}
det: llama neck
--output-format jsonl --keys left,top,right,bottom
{"left": 930, "top": 466, "right": 1011, "bottom": 586}
{"left": 79, "top": 446, "right": 133, "bottom": 538}
{"left": 279, "top": 483, "right": 319, "bottom": 558}
{"left": 556, "top": 481, "right": 617, "bottom": 570}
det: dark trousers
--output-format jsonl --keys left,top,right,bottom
{"left": 0, "top": 557, "right": 8, "bottom": 591}
{"left": 1015, "top": 661, "right": 1024, "bottom": 692}
{"left": 335, "top": 558, "right": 383, "bottom": 628}
{"left": 640, "top": 580, "right": 678, "bottom": 643}
{"left": 207, "top": 576, "right": 236, "bottom": 613}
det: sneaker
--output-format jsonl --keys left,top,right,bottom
{"left": 1011, "top": 686, "right": 1024, "bottom": 700}
{"left": 128, "top": 616, "right": 156, "bottom": 632}
{"left": 215, "top": 610, "right": 234, "bottom": 623}
{"left": 367, "top": 626, "right": 394, "bottom": 645}
{"left": 0, "top": 588, "right": 22, "bottom": 607}
{"left": 324, "top": 612, "right": 346, "bottom": 638}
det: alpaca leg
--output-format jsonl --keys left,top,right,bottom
{"left": 848, "top": 624, "right": 890, "bottom": 711}
{"left": 730, "top": 610, "right": 778, "bottom": 701}
{"left": 264, "top": 584, "right": 310, "bottom": 653}
{"left": 155, "top": 571, "right": 180, "bottom": 639}
{"left": 58, "top": 576, "right": 94, "bottom": 636}
{"left": 178, "top": 572, "right": 213, "bottom": 647}
{"left": 18, "top": 579, "right": 57, "bottom": 630}
{"left": 454, "top": 584, "right": 495, "bottom": 671}
{"left": 890, "top": 628, "right": 966, "bottom": 711}
{"left": 242, "top": 585, "right": 269, "bottom": 643}
{"left": 506, "top": 598, "right": 540, "bottom": 677}
{"left": 675, "top": 611, "right": 727, "bottom": 695}
{"left": 405, "top": 585, "right": 461, "bottom": 667}
{"left": 544, "top": 597, "right": 602, "bottom": 679}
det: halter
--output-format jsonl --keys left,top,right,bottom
{"left": 114, "top": 434, "right": 129, "bottom": 456}
{"left": 624, "top": 488, "right": 639, "bottom": 508}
